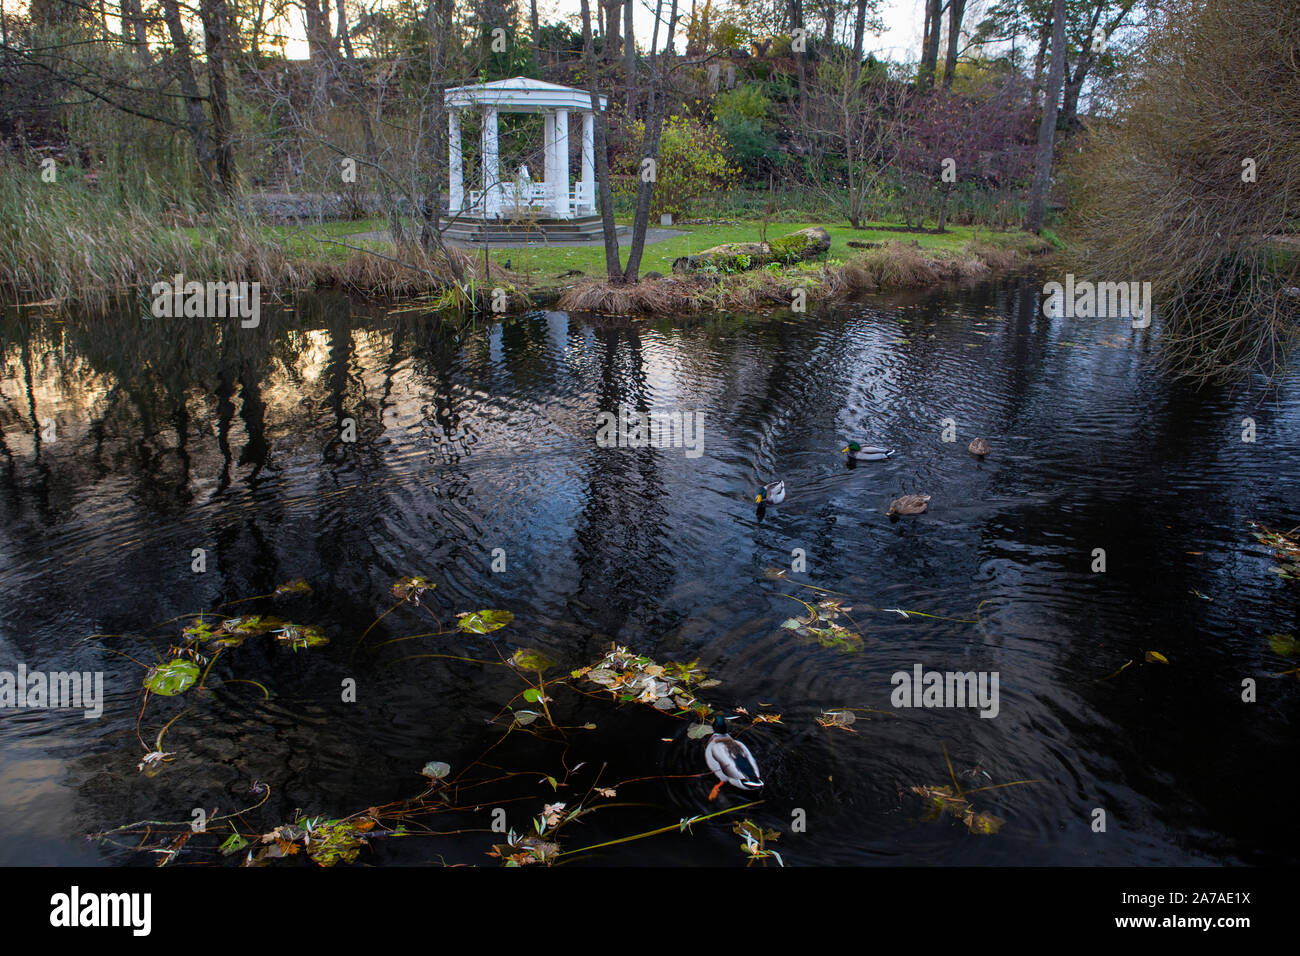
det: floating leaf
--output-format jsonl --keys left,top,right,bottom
{"left": 220, "top": 833, "right": 250, "bottom": 856}
{"left": 780, "top": 618, "right": 803, "bottom": 630}
{"left": 274, "top": 579, "right": 312, "bottom": 596}
{"left": 420, "top": 761, "right": 451, "bottom": 780}
{"left": 1144, "top": 650, "right": 1169, "bottom": 664}
{"left": 817, "top": 709, "right": 857, "bottom": 731}
{"left": 181, "top": 621, "right": 217, "bottom": 643}
{"left": 221, "top": 615, "right": 285, "bottom": 637}
{"left": 963, "top": 810, "right": 1005, "bottom": 835}
{"left": 144, "top": 660, "right": 199, "bottom": 697}
{"left": 275, "top": 625, "right": 328, "bottom": 651}
{"left": 687, "top": 722, "right": 714, "bottom": 739}
{"left": 392, "top": 576, "right": 435, "bottom": 600}
{"left": 522, "top": 688, "right": 542, "bottom": 702}
{"left": 458, "top": 609, "right": 515, "bottom": 635}
{"left": 1268, "top": 633, "right": 1300, "bottom": 656}
{"left": 300, "top": 817, "right": 370, "bottom": 867}
{"left": 512, "top": 710, "right": 539, "bottom": 726}
{"left": 511, "top": 646, "right": 555, "bottom": 670}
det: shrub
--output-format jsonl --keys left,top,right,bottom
{"left": 616, "top": 115, "right": 736, "bottom": 219}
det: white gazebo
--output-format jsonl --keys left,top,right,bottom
{"left": 444, "top": 77, "right": 608, "bottom": 240}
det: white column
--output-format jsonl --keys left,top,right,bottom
{"left": 554, "top": 109, "right": 571, "bottom": 219}
{"left": 482, "top": 106, "right": 500, "bottom": 218}
{"left": 448, "top": 110, "right": 463, "bottom": 215}
{"left": 543, "top": 112, "right": 556, "bottom": 216}
{"left": 581, "top": 111, "right": 595, "bottom": 216}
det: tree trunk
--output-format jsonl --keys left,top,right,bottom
{"left": 530, "top": 0, "right": 539, "bottom": 59}
{"left": 603, "top": 0, "right": 621, "bottom": 60}
{"left": 1024, "top": 0, "right": 1066, "bottom": 233}
{"left": 199, "top": 0, "right": 237, "bottom": 196}
{"left": 336, "top": 0, "right": 354, "bottom": 58}
{"left": 419, "top": 0, "right": 458, "bottom": 279}
{"left": 942, "top": 0, "right": 965, "bottom": 88}
{"left": 790, "top": 0, "right": 807, "bottom": 119}
{"left": 851, "top": 0, "right": 868, "bottom": 81}
{"left": 919, "top": 0, "right": 941, "bottom": 90}
{"left": 624, "top": 0, "right": 679, "bottom": 282}
{"left": 337, "top": 0, "right": 406, "bottom": 247}
{"left": 1030, "top": 18, "right": 1049, "bottom": 107}
{"left": 303, "top": 0, "right": 335, "bottom": 61}
{"left": 580, "top": 0, "right": 623, "bottom": 281}
{"left": 161, "top": 0, "right": 217, "bottom": 198}
{"left": 624, "top": 0, "right": 636, "bottom": 110}
{"left": 120, "top": 0, "right": 149, "bottom": 65}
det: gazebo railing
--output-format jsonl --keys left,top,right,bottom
{"left": 462, "top": 182, "right": 595, "bottom": 219}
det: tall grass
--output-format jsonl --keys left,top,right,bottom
{"left": 1067, "top": 0, "right": 1300, "bottom": 380}
{"left": 0, "top": 153, "right": 471, "bottom": 312}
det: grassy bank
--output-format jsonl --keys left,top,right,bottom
{"left": 1, "top": 165, "right": 1050, "bottom": 316}
{"left": 553, "top": 233, "right": 1052, "bottom": 315}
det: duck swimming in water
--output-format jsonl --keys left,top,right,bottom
{"left": 842, "top": 440, "right": 895, "bottom": 461}
{"left": 755, "top": 480, "right": 785, "bottom": 505}
{"left": 888, "top": 493, "right": 931, "bottom": 516}
{"left": 705, "top": 715, "right": 764, "bottom": 800}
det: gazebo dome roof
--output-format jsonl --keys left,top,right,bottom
{"left": 444, "top": 76, "right": 607, "bottom": 113}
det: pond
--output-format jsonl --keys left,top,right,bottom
{"left": 1, "top": 275, "right": 1297, "bottom": 866}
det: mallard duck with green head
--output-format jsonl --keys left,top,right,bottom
{"left": 755, "top": 480, "right": 785, "bottom": 505}
{"left": 705, "top": 715, "right": 764, "bottom": 800}
{"left": 842, "top": 440, "right": 895, "bottom": 461}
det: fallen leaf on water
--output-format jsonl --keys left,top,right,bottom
{"left": 420, "top": 761, "right": 451, "bottom": 780}
{"left": 1144, "top": 651, "right": 1169, "bottom": 664}
{"left": 1268, "top": 633, "right": 1300, "bottom": 656}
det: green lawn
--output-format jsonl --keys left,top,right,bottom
{"left": 285, "top": 218, "right": 1020, "bottom": 289}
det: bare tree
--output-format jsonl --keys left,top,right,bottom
{"left": 804, "top": 53, "right": 908, "bottom": 228}
{"left": 580, "top": 0, "right": 623, "bottom": 280}
{"left": 1025, "top": 0, "right": 1065, "bottom": 232}
{"left": 623, "top": 0, "right": 680, "bottom": 281}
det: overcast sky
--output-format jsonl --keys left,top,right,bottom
{"left": 278, "top": 0, "right": 930, "bottom": 64}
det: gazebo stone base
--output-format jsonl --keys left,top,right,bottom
{"left": 441, "top": 215, "right": 615, "bottom": 244}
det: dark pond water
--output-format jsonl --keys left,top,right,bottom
{"left": 1, "top": 276, "right": 1297, "bottom": 867}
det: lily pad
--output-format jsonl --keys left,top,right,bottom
{"left": 511, "top": 646, "right": 556, "bottom": 671}
{"left": 144, "top": 660, "right": 200, "bottom": 697}
{"left": 392, "top": 576, "right": 435, "bottom": 600}
{"left": 458, "top": 610, "right": 515, "bottom": 634}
